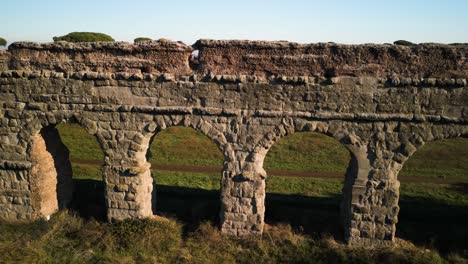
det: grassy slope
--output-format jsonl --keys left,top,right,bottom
{"left": 399, "top": 137, "right": 468, "bottom": 179}
{"left": 57, "top": 124, "right": 468, "bottom": 181}
{"left": 57, "top": 123, "right": 104, "bottom": 161}
{"left": 149, "top": 126, "right": 223, "bottom": 167}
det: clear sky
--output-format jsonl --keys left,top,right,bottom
{"left": 3, "top": 0, "right": 468, "bottom": 45}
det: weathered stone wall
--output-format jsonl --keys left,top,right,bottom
{"left": 0, "top": 50, "right": 8, "bottom": 71}
{"left": 194, "top": 39, "right": 468, "bottom": 79}
{"left": 7, "top": 40, "right": 193, "bottom": 75}
{"left": 0, "top": 40, "right": 467, "bottom": 246}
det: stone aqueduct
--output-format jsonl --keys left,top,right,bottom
{"left": 0, "top": 39, "right": 467, "bottom": 246}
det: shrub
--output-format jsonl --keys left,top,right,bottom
{"left": 134, "top": 37, "right": 152, "bottom": 43}
{"left": 157, "top": 38, "right": 171, "bottom": 43}
{"left": 0, "top": 38, "right": 6, "bottom": 47}
{"left": 53, "top": 32, "right": 115, "bottom": 43}
{"left": 393, "top": 40, "right": 416, "bottom": 46}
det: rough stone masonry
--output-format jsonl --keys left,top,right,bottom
{"left": 0, "top": 39, "right": 467, "bottom": 246}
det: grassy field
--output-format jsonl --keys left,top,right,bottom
{"left": 57, "top": 124, "right": 468, "bottom": 181}
{"left": 1, "top": 123, "right": 464, "bottom": 262}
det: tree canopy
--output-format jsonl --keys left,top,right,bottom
{"left": 0, "top": 38, "right": 6, "bottom": 47}
{"left": 53, "top": 32, "right": 115, "bottom": 43}
{"left": 134, "top": 37, "right": 152, "bottom": 43}
{"left": 393, "top": 40, "right": 416, "bottom": 46}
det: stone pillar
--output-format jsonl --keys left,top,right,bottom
{"left": 29, "top": 126, "right": 73, "bottom": 219}
{"left": 0, "top": 130, "right": 34, "bottom": 220}
{"left": 99, "top": 129, "right": 154, "bottom": 221}
{"left": 103, "top": 163, "right": 153, "bottom": 220}
{"left": 220, "top": 150, "right": 266, "bottom": 236}
{"left": 341, "top": 138, "right": 403, "bottom": 246}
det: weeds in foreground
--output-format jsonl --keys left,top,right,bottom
{"left": 0, "top": 211, "right": 466, "bottom": 264}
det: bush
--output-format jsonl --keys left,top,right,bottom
{"left": 157, "top": 38, "right": 171, "bottom": 43}
{"left": 0, "top": 38, "right": 6, "bottom": 46}
{"left": 134, "top": 37, "right": 152, "bottom": 43}
{"left": 393, "top": 40, "right": 416, "bottom": 46}
{"left": 53, "top": 32, "right": 115, "bottom": 43}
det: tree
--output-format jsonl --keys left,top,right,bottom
{"left": 53, "top": 32, "right": 115, "bottom": 43}
{"left": 0, "top": 38, "right": 6, "bottom": 47}
{"left": 393, "top": 40, "right": 416, "bottom": 46}
{"left": 157, "top": 38, "right": 171, "bottom": 43}
{"left": 134, "top": 37, "right": 152, "bottom": 43}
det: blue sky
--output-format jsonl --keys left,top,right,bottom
{"left": 3, "top": 0, "right": 468, "bottom": 45}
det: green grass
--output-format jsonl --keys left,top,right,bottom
{"left": 56, "top": 124, "right": 468, "bottom": 181}
{"left": 400, "top": 182, "right": 468, "bottom": 206}
{"left": 399, "top": 137, "right": 468, "bottom": 180}
{"left": 155, "top": 170, "right": 468, "bottom": 208}
{"left": 264, "top": 132, "right": 351, "bottom": 173}
{"left": 0, "top": 211, "right": 463, "bottom": 264}
{"left": 71, "top": 163, "right": 102, "bottom": 180}
{"left": 153, "top": 170, "right": 221, "bottom": 190}
{"left": 149, "top": 126, "right": 224, "bottom": 167}
{"left": 57, "top": 123, "right": 104, "bottom": 161}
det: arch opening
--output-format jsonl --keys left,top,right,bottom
{"left": 263, "top": 131, "right": 352, "bottom": 239}
{"left": 396, "top": 137, "right": 468, "bottom": 253}
{"left": 147, "top": 126, "right": 224, "bottom": 228}
{"left": 30, "top": 123, "right": 105, "bottom": 220}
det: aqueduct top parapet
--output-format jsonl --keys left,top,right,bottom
{"left": 0, "top": 39, "right": 467, "bottom": 246}
{"left": 2, "top": 39, "right": 467, "bottom": 79}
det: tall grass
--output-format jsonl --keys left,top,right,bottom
{"left": 1, "top": 212, "right": 463, "bottom": 263}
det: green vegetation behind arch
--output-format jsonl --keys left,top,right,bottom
{"left": 53, "top": 32, "right": 115, "bottom": 43}
{"left": 0, "top": 38, "right": 6, "bottom": 46}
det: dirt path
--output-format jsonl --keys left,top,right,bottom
{"left": 71, "top": 158, "right": 468, "bottom": 184}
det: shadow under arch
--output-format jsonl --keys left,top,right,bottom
{"left": 257, "top": 121, "right": 364, "bottom": 240}
{"left": 28, "top": 116, "right": 106, "bottom": 220}
{"left": 395, "top": 134, "right": 468, "bottom": 253}
{"left": 145, "top": 123, "right": 226, "bottom": 230}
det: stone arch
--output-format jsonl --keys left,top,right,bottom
{"left": 254, "top": 119, "right": 365, "bottom": 170}
{"left": 394, "top": 124, "right": 468, "bottom": 183}
{"left": 254, "top": 119, "right": 368, "bottom": 191}
{"left": 387, "top": 123, "right": 468, "bottom": 182}
{"left": 391, "top": 124, "right": 468, "bottom": 250}
{"left": 134, "top": 114, "right": 228, "bottom": 217}
{"left": 254, "top": 118, "right": 366, "bottom": 237}
{"left": 143, "top": 115, "right": 229, "bottom": 164}
{"left": 26, "top": 113, "right": 106, "bottom": 219}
